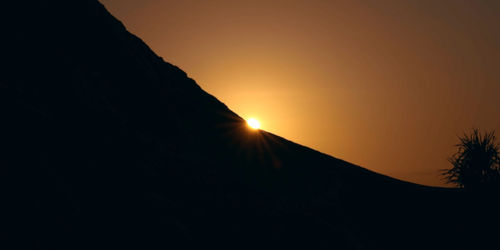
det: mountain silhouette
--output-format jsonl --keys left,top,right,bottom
{"left": 2, "top": 1, "right": 498, "bottom": 249}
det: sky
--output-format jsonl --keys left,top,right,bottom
{"left": 99, "top": 0, "right": 500, "bottom": 187}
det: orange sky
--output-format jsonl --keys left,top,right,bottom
{"left": 100, "top": 0, "right": 500, "bottom": 187}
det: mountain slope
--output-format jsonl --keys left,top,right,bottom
{"left": 2, "top": 1, "right": 496, "bottom": 249}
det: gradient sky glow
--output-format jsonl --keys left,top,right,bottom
{"left": 100, "top": 0, "right": 500, "bottom": 187}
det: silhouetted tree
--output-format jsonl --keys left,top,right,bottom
{"left": 443, "top": 129, "right": 500, "bottom": 189}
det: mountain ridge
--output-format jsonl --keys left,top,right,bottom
{"left": 2, "top": 0, "right": 496, "bottom": 249}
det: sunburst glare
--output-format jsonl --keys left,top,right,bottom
{"left": 247, "top": 118, "right": 260, "bottom": 130}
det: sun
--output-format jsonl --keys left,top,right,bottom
{"left": 247, "top": 118, "right": 260, "bottom": 130}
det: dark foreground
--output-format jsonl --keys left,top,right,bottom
{"left": 2, "top": 1, "right": 498, "bottom": 249}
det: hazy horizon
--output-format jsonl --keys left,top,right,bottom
{"left": 100, "top": 0, "right": 500, "bottom": 187}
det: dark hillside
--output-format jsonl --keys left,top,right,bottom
{"left": 2, "top": 1, "right": 497, "bottom": 249}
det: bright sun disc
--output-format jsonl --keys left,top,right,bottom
{"left": 247, "top": 118, "right": 260, "bottom": 129}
